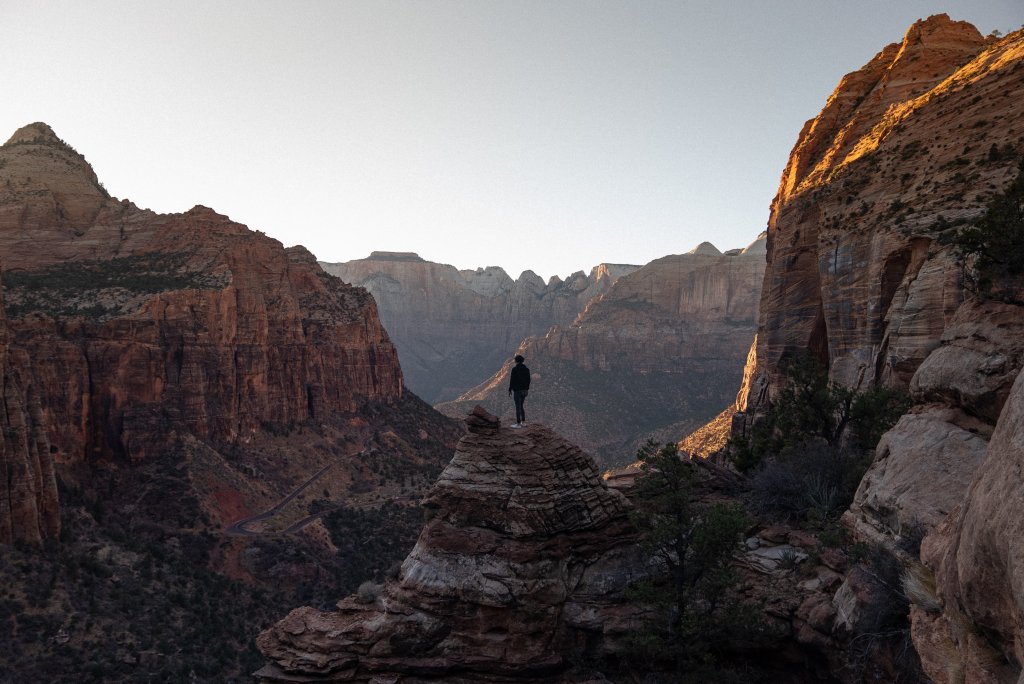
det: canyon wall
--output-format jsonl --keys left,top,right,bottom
{"left": 321, "top": 253, "right": 638, "bottom": 403}
{"left": 719, "top": 15, "right": 1024, "bottom": 682}
{"left": 738, "top": 15, "right": 1018, "bottom": 404}
{"left": 0, "top": 268, "right": 59, "bottom": 545}
{"left": 0, "top": 123, "right": 404, "bottom": 468}
{"left": 440, "top": 236, "right": 766, "bottom": 466}
{"left": 0, "top": 122, "right": 468, "bottom": 559}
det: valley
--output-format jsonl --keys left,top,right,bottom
{"left": 2, "top": 10, "right": 1024, "bottom": 684}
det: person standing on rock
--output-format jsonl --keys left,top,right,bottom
{"left": 508, "top": 354, "right": 530, "bottom": 428}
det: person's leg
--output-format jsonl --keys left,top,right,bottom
{"left": 513, "top": 391, "right": 525, "bottom": 424}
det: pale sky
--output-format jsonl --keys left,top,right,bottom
{"left": 1, "top": 1, "right": 1020, "bottom": 280}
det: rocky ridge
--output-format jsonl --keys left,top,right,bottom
{"left": 737, "top": 14, "right": 1017, "bottom": 401}
{"left": 727, "top": 15, "right": 1024, "bottom": 546}
{"left": 257, "top": 408, "right": 648, "bottom": 683}
{"left": 321, "top": 253, "right": 639, "bottom": 403}
{"left": 440, "top": 234, "right": 766, "bottom": 466}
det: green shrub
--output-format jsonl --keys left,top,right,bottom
{"left": 627, "top": 442, "right": 758, "bottom": 677}
{"left": 955, "top": 158, "right": 1024, "bottom": 296}
{"left": 730, "top": 354, "right": 908, "bottom": 472}
{"left": 749, "top": 442, "right": 871, "bottom": 523}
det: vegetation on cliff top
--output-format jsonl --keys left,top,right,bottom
{"left": 3, "top": 252, "right": 229, "bottom": 319}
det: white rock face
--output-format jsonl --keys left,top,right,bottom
{"left": 846, "top": 409, "right": 988, "bottom": 550}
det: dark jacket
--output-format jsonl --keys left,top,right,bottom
{"left": 509, "top": 363, "right": 531, "bottom": 392}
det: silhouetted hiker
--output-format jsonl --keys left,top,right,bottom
{"left": 508, "top": 354, "right": 531, "bottom": 428}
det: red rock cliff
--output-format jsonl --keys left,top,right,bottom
{"left": 0, "top": 266, "right": 59, "bottom": 544}
{"left": 0, "top": 123, "right": 403, "bottom": 466}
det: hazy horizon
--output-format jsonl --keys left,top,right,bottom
{"left": 2, "top": 1, "right": 1020, "bottom": 280}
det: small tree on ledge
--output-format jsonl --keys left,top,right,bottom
{"left": 627, "top": 441, "right": 755, "bottom": 680}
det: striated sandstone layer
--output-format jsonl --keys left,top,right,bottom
{"left": 726, "top": 16, "right": 1024, "bottom": 547}
{"left": 0, "top": 122, "right": 469, "bottom": 597}
{"left": 257, "top": 409, "right": 649, "bottom": 683}
{"left": 0, "top": 268, "right": 59, "bottom": 545}
{"left": 738, "top": 14, "right": 1020, "bottom": 408}
{"left": 321, "top": 253, "right": 639, "bottom": 403}
{"left": 0, "top": 122, "right": 403, "bottom": 467}
{"left": 440, "top": 235, "right": 766, "bottom": 466}
{"left": 707, "top": 16, "right": 1024, "bottom": 681}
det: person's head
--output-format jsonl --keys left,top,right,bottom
{"left": 514, "top": 355, "right": 524, "bottom": 364}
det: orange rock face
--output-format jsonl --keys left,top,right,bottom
{"left": 718, "top": 16, "right": 1024, "bottom": 682}
{"left": 0, "top": 123, "right": 403, "bottom": 468}
{"left": 744, "top": 15, "right": 1020, "bottom": 402}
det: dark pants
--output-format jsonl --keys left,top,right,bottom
{"left": 513, "top": 390, "right": 528, "bottom": 423}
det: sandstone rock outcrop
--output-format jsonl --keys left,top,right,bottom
{"left": 257, "top": 410, "right": 647, "bottom": 683}
{"left": 321, "top": 252, "right": 639, "bottom": 403}
{"left": 0, "top": 267, "right": 59, "bottom": 545}
{"left": 440, "top": 234, "right": 766, "bottom": 466}
{"left": 916, "top": 369, "right": 1024, "bottom": 682}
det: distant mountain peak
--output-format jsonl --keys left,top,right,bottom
{"left": 686, "top": 241, "right": 722, "bottom": 256}
{"left": 367, "top": 251, "right": 426, "bottom": 262}
{"left": 5, "top": 121, "right": 62, "bottom": 146}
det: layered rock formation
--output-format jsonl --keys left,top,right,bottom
{"left": 737, "top": 15, "right": 1020, "bottom": 403}
{"left": 0, "top": 122, "right": 403, "bottom": 467}
{"left": 916, "top": 370, "right": 1024, "bottom": 682}
{"left": 709, "top": 16, "right": 1024, "bottom": 682}
{"left": 321, "top": 253, "right": 638, "bottom": 403}
{"left": 721, "top": 16, "right": 1024, "bottom": 544}
{"left": 257, "top": 408, "right": 648, "bottom": 683}
{"left": 440, "top": 235, "right": 766, "bottom": 466}
{"left": 0, "top": 122, "right": 469, "bottom": 579}
{"left": 0, "top": 268, "right": 59, "bottom": 545}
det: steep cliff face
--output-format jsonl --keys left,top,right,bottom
{"left": 0, "top": 123, "right": 467, "bottom": 678}
{"left": 714, "top": 17, "right": 1024, "bottom": 682}
{"left": 0, "top": 269, "right": 59, "bottom": 545}
{"left": 743, "top": 15, "right": 1017, "bottom": 400}
{"left": 440, "top": 235, "right": 766, "bottom": 466}
{"left": 321, "top": 252, "right": 639, "bottom": 403}
{"left": 257, "top": 407, "right": 648, "bottom": 683}
{"left": 0, "top": 123, "right": 403, "bottom": 466}
{"left": 726, "top": 13, "right": 1024, "bottom": 549}
{"left": 916, "top": 370, "right": 1024, "bottom": 682}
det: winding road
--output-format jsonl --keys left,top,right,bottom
{"left": 225, "top": 460, "right": 341, "bottom": 537}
